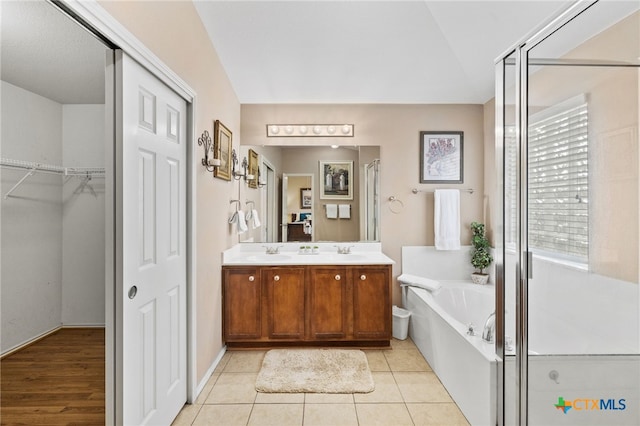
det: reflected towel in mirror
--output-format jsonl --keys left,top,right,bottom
{"left": 339, "top": 204, "right": 351, "bottom": 219}
{"left": 326, "top": 204, "right": 338, "bottom": 219}
{"left": 247, "top": 209, "right": 261, "bottom": 229}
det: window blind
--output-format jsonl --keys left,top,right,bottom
{"left": 505, "top": 98, "right": 589, "bottom": 262}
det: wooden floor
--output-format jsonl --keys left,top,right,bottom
{"left": 1, "top": 328, "right": 105, "bottom": 425}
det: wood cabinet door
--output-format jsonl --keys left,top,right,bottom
{"left": 307, "top": 266, "right": 350, "bottom": 340}
{"left": 352, "top": 266, "right": 391, "bottom": 340}
{"left": 263, "top": 267, "right": 306, "bottom": 340}
{"left": 223, "top": 267, "right": 261, "bottom": 341}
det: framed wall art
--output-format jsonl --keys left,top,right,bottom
{"left": 419, "top": 131, "right": 463, "bottom": 183}
{"left": 300, "top": 188, "right": 312, "bottom": 209}
{"left": 320, "top": 160, "right": 353, "bottom": 200}
{"left": 214, "top": 119, "right": 232, "bottom": 180}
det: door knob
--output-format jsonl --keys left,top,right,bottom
{"left": 335, "top": 274, "right": 341, "bottom": 281}
{"left": 248, "top": 276, "right": 255, "bottom": 282}
{"left": 274, "top": 275, "right": 280, "bottom": 281}
{"left": 128, "top": 285, "right": 138, "bottom": 300}
{"left": 360, "top": 274, "right": 367, "bottom": 281}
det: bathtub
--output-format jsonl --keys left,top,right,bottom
{"left": 404, "top": 282, "right": 497, "bottom": 426}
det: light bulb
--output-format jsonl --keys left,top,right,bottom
{"left": 299, "top": 125, "right": 308, "bottom": 134}
{"left": 270, "top": 125, "right": 280, "bottom": 135}
{"left": 313, "top": 126, "right": 322, "bottom": 135}
{"left": 341, "top": 125, "right": 351, "bottom": 135}
{"left": 327, "top": 125, "right": 336, "bottom": 134}
{"left": 285, "top": 125, "right": 294, "bottom": 134}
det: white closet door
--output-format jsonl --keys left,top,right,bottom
{"left": 119, "top": 52, "right": 187, "bottom": 425}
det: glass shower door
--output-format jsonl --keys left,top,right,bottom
{"left": 524, "top": 2, "right": 640, "bottom": 424}
{"left": 498, "top": 1, "right": 640, "bottom": 424}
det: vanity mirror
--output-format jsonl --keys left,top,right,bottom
{"left": 238, "top": 145, "right": 380, "bottom": 243}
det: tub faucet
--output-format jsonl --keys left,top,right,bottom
{"left": 482, "top": 312, "right": 496, "bottom": 343}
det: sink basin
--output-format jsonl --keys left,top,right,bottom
{"left": 245, "top": 254, "right": 292, "bottom": 262}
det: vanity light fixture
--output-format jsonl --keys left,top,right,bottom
{"left": 198, "top": 130, "right": 221, "bottom": 172}
{"left": 266, "top": 124, "right": 354, "bottom": 137}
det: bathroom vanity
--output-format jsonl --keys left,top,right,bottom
{"left": 222, "top": 243, "right": 393, "bottom": 349}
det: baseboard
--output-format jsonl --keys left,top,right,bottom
{"left": 193, "top": 345, "right": 227, "bottom": 403}
{"left": 1, "top": 325, "right": 63, "bottom": 359}
{"left": 62, "top": 323, "right": 106, "bottom": 329}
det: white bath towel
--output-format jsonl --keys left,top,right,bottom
{"left": 338, "top": 204, "right": 351, "bottom": 219}
{"left": 397, "top": 273, "right": 442, "bottom": 292}
{"left": 326, "top": 204, "right": 338, "bottom": 219}
{"left": 236, "top": 210, "right": 248, "bottom": 234}
{"left": 434, "top": 189, "right": 460, "bottom": 250}
{"left": 249, "top": 209, "right": 261, "bottom": 229}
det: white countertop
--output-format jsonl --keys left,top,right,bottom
{"left": 222, "top": 242, "right": 394, "bottom": 266}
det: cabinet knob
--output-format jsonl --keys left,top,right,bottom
{"left": 248, "top": 275, "right": 255, "bottom": 282}
{"left": 360, "top": 274, "right": 367, "bottom": 281}
{"left": 274, "top": 275, "right": 280, "bottom": 281}
{"left": 335, "top": 274, "right": 341, "bottom": 281}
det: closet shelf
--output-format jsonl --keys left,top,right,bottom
{"left": 1, "top": 157, "right": 105, "bottom": 199}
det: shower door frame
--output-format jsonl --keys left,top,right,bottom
{"left": 494, "top": 1, "right": 602, "bottom": 424}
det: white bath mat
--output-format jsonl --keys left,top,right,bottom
{"left": 255, "top": 349, "right": 374, "bottom": 393}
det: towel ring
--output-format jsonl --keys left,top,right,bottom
{"left": 388, "top": 196, "right": 404, "bottom": 214}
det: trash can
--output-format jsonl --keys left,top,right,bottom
{"left": 392, "top": 305, "right": 411, "bottom": 340}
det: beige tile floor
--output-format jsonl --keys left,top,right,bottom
{"left": 172, "top": 338, "right": 470, "bottom": 426}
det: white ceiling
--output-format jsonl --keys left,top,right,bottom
{"left": 2, "top": 1, "right": 636, "bottom": 106}
{"left": 194, "top": 0, "right": 574, "bottom": 104}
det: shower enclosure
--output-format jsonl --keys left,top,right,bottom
{"left": 495, "top": 1, "right": 639, "bottom": 424}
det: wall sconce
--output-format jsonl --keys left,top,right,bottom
{"left": 231, "top": 149, "right": 255, "bottom": 183}
{"left": 255, "top": 168, "right": 267, "bottom": 188}
{"left": 198, "top": 130, "right": 221, "bottom": 172}
{"left": 266, "top": 124, "right": 354, "bottom": 137}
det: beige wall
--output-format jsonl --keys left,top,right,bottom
{"left": 99, "top": 1, "right": 241, "bottom": 382}
{"left": 242, "top": 104, "right": 485, "bottom": 304}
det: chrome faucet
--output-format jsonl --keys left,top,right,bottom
{"left": 334, "top": 245, "right": 355, "bottom": 254}
{"left": 263, "top": 245, "right": 283, "bottom": 254}
{"left": 482, "top": 312, "right": 496, "bottom": 343}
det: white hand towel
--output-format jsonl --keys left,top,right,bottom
{"left": 338, "top": 204, "right": 351, "bottom": 219}
{"left": 434, "top": 189, "right": 460, "bottom": 250}
{"left": 250, "top": 209, "right": 261, "bottom": 229}
{"left": 326, "top": 204, "right": 338, "bottom": 219}
{"left": 236, "top": 210, "right": 248, "bottom": 234}
{"left": 397, "top": 273, "right": 442, "bottom": 292}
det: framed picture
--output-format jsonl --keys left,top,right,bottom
{"left": 320, "top": 160, "right": 353, "bottom": 200}
{"left": 214, "top": 120, "right": 232, "bottom": 180}
{"left": 300, "top": 188, "right": 312, "bottom": 209}
{"left": 248, "top": 149, "right": 259, "bottom": 189}
{"left": 419, "top": 131, "right": 463, "bottom": 183}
